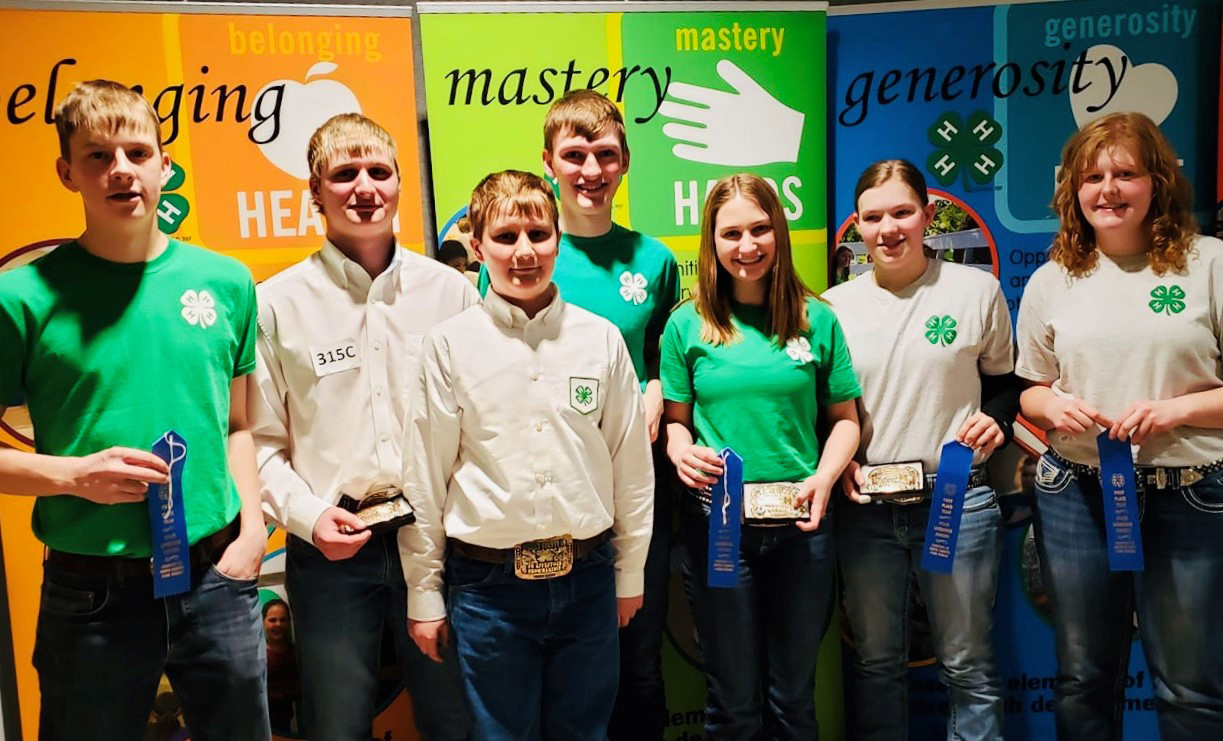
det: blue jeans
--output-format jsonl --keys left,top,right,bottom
{"left": 286, "top": 532, "right": 469, "bottom": 741}
{"left": 609, "top": 440, "right": 674, "bottom": 741}
{"left": 837, "top": 486, "right": 1004, "bottom": 741}
{"left": 34, "top": 554, "right": 269, "bottom": 741}
{"left": 680, "top": 499, "right": 836, "bottom": 741}
{"left": 446, "top": 541, "right": 619, "bottom": 740}
{"left": 1033, "top": 453, "right": 1223, "bottom": 741}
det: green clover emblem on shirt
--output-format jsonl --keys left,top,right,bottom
{"left": 924, "top": 315, "right": 958, "bottom": 346}
{"left": 925, "top": 111, "right": 1004, "bottom": 188}
{"left": 1148, "top": 285, "right": 1186, "bottom": 315}
{"left": 569, "top": 377, "right": 599, "bottom": 414}
{"left": 157, "top": 162, "right": 190, "bottom": 235}
{"left": 576, "top": 386, "right": 593, "bottom": 405}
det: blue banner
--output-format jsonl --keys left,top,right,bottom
{"left": 147, "top": 430, "right": 191, "bottom": 598}
{"left": 1097, "top": 432, "right": 1145, "bottom": 571}
{"left": 707, "top": 447, "right": 744, "bottom": 588}
{"left": 921, "top": 441, "right": 975, "bottom": 574}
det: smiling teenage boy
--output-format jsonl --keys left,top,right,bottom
{"left": 0, "top": 80, "right": 269, "bottom": 740}
{"left": 406, "top": 170, "right": 654, "bottom": 739}
{"left": 479, "top": 88, "right": 681, "bottom": 739}
{"left": 250, "top": 113, "right": 472, "bottom": 740}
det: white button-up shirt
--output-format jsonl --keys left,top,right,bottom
{"left": 402, "top": 288, "right": 654, "bottom": 621}
{"left": 252, "top": 241, "right": 479, "bottom": 541}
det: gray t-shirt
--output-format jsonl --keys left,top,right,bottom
{"left": 1015, "top": 235, "right": 1223, "bottom": 466}
{"left": 825, "top": 258, "right": 1014, "bottom": 470}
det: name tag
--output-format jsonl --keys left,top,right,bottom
{"left": 309, "top": 339, "right": 360, "bottom": 377}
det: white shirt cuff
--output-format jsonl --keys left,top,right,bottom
{"left": 615, "top": 570, "right": 645, "bottom": 599}
{"left": 285, "top": 494, "right": 333, "bottom": 543}
{"left": 408, "top": 589, "right": 448, "bottom": 622}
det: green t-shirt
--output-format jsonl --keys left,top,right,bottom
{"left": 660, "top": 297, "right": 861, "bottom": 483}
{"left": 0, "top": 239, "right": 257, "bottom": 556}
{"left": 480, "top": 223, "right": 680, "bottom": 386}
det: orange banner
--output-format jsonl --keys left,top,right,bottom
{"left": 0, "top": 6, "right": 421, "bottom": 738}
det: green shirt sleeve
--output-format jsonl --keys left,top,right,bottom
{"left": 813, "top": 303, "right": 861, "bottom": 406}
{"left": 659, "top": 312, "right": 692, "bottom": 403}
{"left": 233, "top": 272, "right": 258, "bottom": 377}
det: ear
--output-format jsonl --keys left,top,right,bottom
{"left": 159, "top": 150, "right": 173, "bottom": 187}
{"left": 541, "top": 148, "right": 555, "bottom": 180}
{"left": 851, "top": 211, "right": 861, "bottom": 228}
{"left": 55, "top": 157, "right": 79, "bottom": 192}
{"left": 922, "top": 201, "right": 936, "bottom": 225}
{"left": 620, "top": 148, "right": 630, "bottom": 176}
{"left": 309, "top": 176, "right": 322, "bottom": 211}
{"left": 469, "top": 234, "right": 485, "bottom": 263}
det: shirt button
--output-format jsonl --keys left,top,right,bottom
{"left": 536, "top": 472, "right": 547, "bottom": 484}
{"left": 535, "top": 423, "right": 544, "bottom": 432}
{"left": 373, "top": 342, "right": 382, "bottom": 351}
{"left": 531, "top": 372, "right": 540, "bottom": 381}
{"left": 375, "top": 388, "right": 384, "bottom": 397}
{"left": 380, "top": 433, "right": 389, "bottom": 443}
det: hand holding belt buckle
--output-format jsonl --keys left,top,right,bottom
{"left": 337, "top": 485, "right": 416, "bottom": 535}
{"left": 859, "top": 461, "right": 926, "bottom": 504}
{"left": 743, "top": 482, "right": 808, "bottom": 521}
{"left": 513, "top": 535, "right": 574, "bottom": 580}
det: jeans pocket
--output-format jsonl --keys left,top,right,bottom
{"left": 1184, "top": 470, "right": 1223, "bottom": 514}
{"left": 40, "top": 577, "right": 109, "bottom": 618}
{"left": 962, "top": 487, "right": 999, "bottom": 514}
{"left": 1035, "top": 454, "right": 1074, "bottom": 495}
{"left": 445, "top": 555, "right": 503, "bottom": 590}
{"left": 209, "top": 563, "right": 258, "bottom": 588}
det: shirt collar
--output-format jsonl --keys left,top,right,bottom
{"left": 319, "top": 239, "right": 403, "bottom": 298}
{"left": 482, "top": 284, "right": 565, "bottom": 329}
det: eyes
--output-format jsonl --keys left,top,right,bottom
{"left": 328, "top": 165, "right": 395, "bottom": 182}
{"left": 560, "top": 148, "right": 621, "bottom": 164}
{"left": 1080, "top": 169, "right": 1142, "bottom": 184}
{"left": 718, "top": 223, "right": 773, "bottom": 241}
{"left": 491, "top": 227, "right": 554, "bottom": 244}
{"left": 859, "top": 206, "right": 917, "bottom": 223}
{"left": 84, "top": 147, "right": 153, "bottom": 163}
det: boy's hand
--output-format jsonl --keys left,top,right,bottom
{"left": 69, "top": 447, "right": 170, "bottom": 504}
{"left": 643, "top": 382, "right": 664, "bottom": 443}
{"left": 673, "top": 445, "right": 723, "bottom": 489}
{"left": 312, "top": 507, "right": 372, "bottom": 561}
{"left": 409, "top": 618, "right": 450, "bottom": 663}
{"left": 215, "top": 526, "right": 268, "bottom": 581}
{"left": 839, "top": 461, "right": 871, "bottom": 505}
{"left": 617, "top": 596, "right": 644, "bottom": 627}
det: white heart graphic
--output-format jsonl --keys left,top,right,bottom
{"left": 1069, "top": 45, "right": 1177, "bottom": 128}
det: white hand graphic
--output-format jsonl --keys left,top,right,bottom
{"left": 658, "top": 60, "right": 804, "bottom": 166}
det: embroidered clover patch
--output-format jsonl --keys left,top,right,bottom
{"left": 785, "top": 336, "right": 814, "bottom": 364}
{"left": 619, "top": 271, "right": 648, "bottom": 305}
{"left": 569, "top": 377, "right": 599, "bottom": 415}
{"left": 180, "top": 290, "right": 217, "bottom": 329}
{"left": 924, "top": 315, "right": 958, "bottom": 346}
{"left": 1148, "top": 285, "right": 1185, "bottom": 315}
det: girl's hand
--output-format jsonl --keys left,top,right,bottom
{"left": 1045, "top": 396, "right": 1111, "bottom": 436}
{"left": 796, "top": 474, "right": 834, "bottom": 531}
{"left": 839, "top": 460, "right": 871, "bottom": 504}
{"left": 956, "top": 412, "right": 1005, "bottom": 455}
{"left": 673, "top": 445, "right": 724, "bottom": 489}
{"left": 1108, "top": 399, "right": 1185, "bottom": 445}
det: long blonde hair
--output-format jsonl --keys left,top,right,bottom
{"left": 1050, "top": 112, "right": 1196, "bottom": 276}
{"left": 693, "top": 174, "right": 813, "bottom": 345}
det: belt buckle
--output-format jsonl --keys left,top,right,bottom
{"left": 513, "top": 535, "right": 574, "bottom": 580}
{"left": 743, "top": 482, "right": 807, "bottom": 521}
{"left": 1180, "top": 469, "right": 1203, "bottom": 486}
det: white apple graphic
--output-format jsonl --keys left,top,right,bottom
{"left": 253, "top": 62, "right": 362, "bottom": 179}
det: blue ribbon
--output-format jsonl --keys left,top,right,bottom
{"left": 921, "top": 441, "right": 975, "bottom": 574}
{"left": 1096, "top": 432, "right": 1144, "bottom": 571}
{"left": 706, "top": 447, "right": 743, "bottom": 589}
{"left": 147, "top": 430, "right": 191, "bottom": 598}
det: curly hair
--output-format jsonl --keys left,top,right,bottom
{"left": 1050, "top": 112, "right": 1196, "bottom": 277}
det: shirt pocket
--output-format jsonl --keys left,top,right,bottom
{"left": 556, "top": 365, "right": 611, "bottom": 423}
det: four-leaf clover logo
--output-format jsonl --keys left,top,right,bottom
{"left": 158, "top": 163, "right": 191, "bottom": 235}
{"left": 1148, "top": 285, "right": 1185, "bottom": 315}
{"left": 924, "top": 315, "right": 958, "bottom": 346}
{"left": 785, "top": 336, "right": 814, "bottom": 364}
{"left": 926, "top": 111, "right": 1004, "bottom": 188}
{"left": 575, "top": 385, "right": 593, "bottom": 405}
{"left": 619, "top": 271, "right": 648, "bottom": 305}
{"left": 180, "top": 289, "right": 217, "bottom": 329}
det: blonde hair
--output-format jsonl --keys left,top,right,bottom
{"left": 543, "top": 89, "right": 628, "bottom": 155}
{"left": 1050, "top": 112, "right": 1196, "bottom": 276}
{"left": 307, "top": 113, "right": 399, "bottom": 208}
{"left": 54, "top": 80, "right": 162, "bottom": 160}
{"left": 468, "top": 170, "right": 559, "bottom": 241}
{"left": 694, "top": 173, "right": 813, "bottom": 346}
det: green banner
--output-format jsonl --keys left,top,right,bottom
{"left": 420, "top": 3, "right": 828, "bottom": 293}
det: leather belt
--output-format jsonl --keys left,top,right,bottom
{"left": 45, "top": 518, "right": 241, "bottom": 579}
{"left": 880, "top": 467, "right": 990, "bottom": 506}
{"left": 1048, "top": 450, "right": 1223, "bottom": 490}
{"left": 448, "top": 530, "right": 612, "bottom": 565}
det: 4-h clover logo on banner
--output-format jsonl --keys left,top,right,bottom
{"left": 158, "top": 162, "right": 190, "bottom": 235}
{"left": 926, "top": 111, "right": 1004, "bottom": 188}
{"left": 1148, "top": 285, "right": 1186, "bottom": 315}
{"left": 924, "top": 314, "right": 958, "bottom": 346}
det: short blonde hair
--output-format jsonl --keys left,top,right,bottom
{"left": 468, "top": 170, "right": 558, "bottom": 241}
{"left": 307, "top": 113, "right": 399, "bottom": 205}
{"left": 1050, "top": 112, "right": 1196, "bottom": 276}
{"left": 54, "top": 80, "right": 162, "bottom": 160}
{"left": 543, "top": 89, "right": 628, "bottom": 155}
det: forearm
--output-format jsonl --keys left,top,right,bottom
{"left": 227, "top": 428, "right": 266, "bottom": 533}
{"left": 813, "top": 416, "right": 859, "bottom": 487}
{"left": 1170, "top": 387, "right": 1223, "bottom": 429}
{"left": 0, "top": 447, "right": 75, "bottom": 497}
{"left": 1019, "top": 384, "right": 1060, "bottom": 429}
{"left": 665, "top": 420, "right": 694, "bottom": 465}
